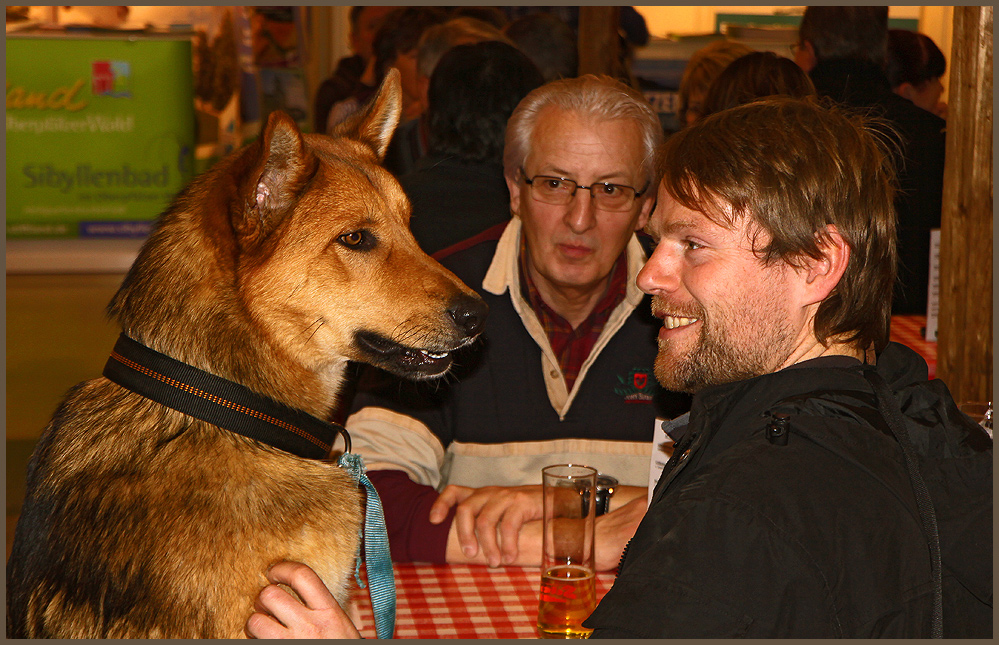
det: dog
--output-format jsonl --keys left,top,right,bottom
{"left": 6, "top": 70, "right": 487, "bottom": 638}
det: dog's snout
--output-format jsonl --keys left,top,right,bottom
{"left": 447, "top": 295, "right": 488, "bottom": 337}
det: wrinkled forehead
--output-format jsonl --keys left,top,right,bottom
{"left": 527, "top": 108, "right": 647, "bottom": 173}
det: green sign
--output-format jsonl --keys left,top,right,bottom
{"left": 6, "top": 36, "right": 195, "bottom": 239}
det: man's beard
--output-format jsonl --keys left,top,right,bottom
{"left": 653, "top": 299, "right": 796, "bottom": 394}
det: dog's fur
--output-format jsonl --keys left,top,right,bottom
{"left": 6, "top": 70, "right": 486, "bottom": 638}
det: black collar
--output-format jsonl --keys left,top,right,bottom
{"left": 103, "top": 333, "right": 349, "bottom": 460}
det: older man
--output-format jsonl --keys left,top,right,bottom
{"left": 584, "top": 97, "right": 991, "bottom": 637}
{"left": 344, "top": 75, "right": 690, "bottom": 571}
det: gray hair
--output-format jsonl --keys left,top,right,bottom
{"left": 503, "top": 75, "right": 663, "bottom": 187}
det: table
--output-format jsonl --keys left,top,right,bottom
{"left": 890, "top": 315, "right": 936, "bottom": 378}
{"left": 352, "top": 563, "right": 615, "bottom": 639}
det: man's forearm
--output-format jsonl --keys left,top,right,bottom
{"left": 368, "top": 469, "right": 453, "bottom": 563}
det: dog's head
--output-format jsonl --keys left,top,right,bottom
{"left": 230, "top": 70, "right": 487, "bottom": 386}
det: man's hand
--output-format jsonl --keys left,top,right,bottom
{"left": 594, "top": 495, "right": 647, "bottom": 571}
{"left": 433, "top": 484, "right": 648, "bottom": 570}
{"left": 431, "top": 484, "right": 544, "bottom": 567}
{"left": 244, "top": 561, "right": 361, "bottom": 639}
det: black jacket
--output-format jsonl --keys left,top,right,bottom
{"left": 810, "top": 59, "right": 947, "bottom": 315}
{"left": 586, "top": 344, "right": 991, "bottom": 638}
{"left": 399, "top": 156, "right": 511, "bottom": 256}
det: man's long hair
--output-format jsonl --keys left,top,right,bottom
{"left": 659, "top": 97, "right": 898, "bottom": 352}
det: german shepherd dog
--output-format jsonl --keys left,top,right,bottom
{"left": 6, "top": 70, "right": 486, "bottom": 638}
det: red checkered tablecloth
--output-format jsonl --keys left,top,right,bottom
{"left": 890, "top": 315, "right": 936, "bottom": 378}
{"left": 352, "top": 563, "right": 615, "bottom": 639}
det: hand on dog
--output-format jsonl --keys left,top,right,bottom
{"left": 245, "top": 561, "right": 360, "bottom": 639}
{"left": 432, "top": 484, "right": 544, "bottom": 567}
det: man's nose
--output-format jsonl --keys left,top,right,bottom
{"left": 636, "top": 245, "right": 680, "bottom": 295}
{"left": 563, "top": 189, "right": 597, "bottom": 233}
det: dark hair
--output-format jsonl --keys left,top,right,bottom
{"left": 799, "top": 6, "right": 889, "bottom": 68}
{"left": 504, "top": 12, "right": 578, "bottom": 82}
{"left": 427, "top": 41, "right": 544, "bottom": 164}
{"left": 702, "top": 51, "right": 816, "bottom": 118}
{"left": 659, "top": 97, "right": 898, "bottom": 352}
{"left": 372, "top": 7, "right": 448, "bottom": 80}
{"left": 886, "top": 29, "right": 946, "bottom": 88}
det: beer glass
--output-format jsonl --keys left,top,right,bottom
{"left": 537, "top": 464, "right": 597, "bottom": 638}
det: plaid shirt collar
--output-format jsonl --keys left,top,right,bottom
{"left": 518, "top": 234, "right": 628, "bottom": 392}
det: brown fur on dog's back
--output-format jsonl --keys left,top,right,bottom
{"left": 7, "top": 70, "right": 486, "bottom": 638}
{"left": 10, "top": 380, "right": 361, "bottom": 638}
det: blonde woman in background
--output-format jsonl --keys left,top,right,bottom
{"left": 676, "top": 39, "right": 753, "bottom": 127}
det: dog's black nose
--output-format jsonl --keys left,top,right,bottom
{"left": 448, "top": 295, "right": 488, "bottom": 337}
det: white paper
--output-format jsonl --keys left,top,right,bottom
{"left": 925, "top": 228, "right": 940, "bottom": 342}
{"left": 648, "top": 417, "right": 676, "bottom": 506}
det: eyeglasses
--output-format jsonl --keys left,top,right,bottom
{"left": 520, "top": 168, "right": 648, "bottom": 213}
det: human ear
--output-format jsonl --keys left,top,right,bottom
{"left": 801, "top": 225, "right": 850, "bottom": 305}
{"left": 794, "top": 39, "right": 817, "bottom": 72}
{"left": 634, "top": 193, "right": 655, "bottom": 231}
{"left": 505, "top": 173, "right": 522, "bottom": 218}
{"left": 895, "top": 82, "right": 917, "bottom": 102}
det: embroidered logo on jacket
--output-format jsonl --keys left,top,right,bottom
{"left": 614, "top": 368, "right": 657, "bottom": 403}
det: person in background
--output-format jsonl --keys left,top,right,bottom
{"left": 504, "top": 12, "right": 579, "bottom": 83}
{"left": 676, "top": 39, "right": 754, "bottom": 127}
{"left": 313, "top": 5, "right": 393, "bottom": 133}
{"left": 887, "top": 29, "right": 948, "bottom": 119}
{"left": 449, "top": 5, "right": 508, "bottom": 31}
{"left": 325, "top": 6, "right": 446, "bottom": 132}
{"left": 501, "top": 5, "right": 650, "bottom": 50}
{"left": 385, "top": 17, "right": 511, "bottom": 178}
{"left": 700, "top": 50, "right": 816, "bottom": 118}
{"left": 502, "top": 5, "right": 647, "bottom": 87}
{"left": 416, "top": 17, "right": 511, "bottom": 111}
{"left": 344, "top": 75, "right": 691, "bottom": 571}
{"left": 794, "top": 5, "right": 945, "bottom": 316}
{"left": 401, "top": 41, "right": 544, "bottom": 255}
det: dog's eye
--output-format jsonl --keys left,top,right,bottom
{"left": 337, "top": 230, "right": 375, "bottom": 251}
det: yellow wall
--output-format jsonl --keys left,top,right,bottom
{"left": 633, "top": 6, "right": 954, "bottom": 100}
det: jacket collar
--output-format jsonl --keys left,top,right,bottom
{"left": 680, "top": 355, "right": 869, "bottom": 458}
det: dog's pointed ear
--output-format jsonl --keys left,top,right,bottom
{"left": 329, "top": 68, "right": 402, "bottom": 161}
{"left": 237, "top": 110, "right": 317, "bottom": 243}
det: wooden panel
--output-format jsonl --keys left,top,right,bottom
{"left": 578, "top": 6, "right": 622, "bottom": 78}
{"left": 936, "top": 6, "right": 993, "bottom": 403}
